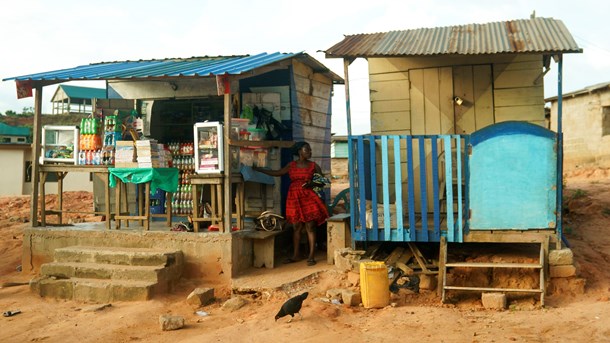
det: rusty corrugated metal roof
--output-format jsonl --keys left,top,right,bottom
{"left": 325, "top": 17, "right": 582, "bottom": 58}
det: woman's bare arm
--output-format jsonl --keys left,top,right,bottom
{"left": 253, "top": 163, "right": 290, "bottom": 177}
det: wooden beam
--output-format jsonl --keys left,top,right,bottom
{"left": 227, "top": 139, "right": 294, "bottom": 148}
{"left": 30, "top": 86, "right": 43, "bottom": 227}
{"left": 223, "top": 92, "right": 231, "bottom": 233}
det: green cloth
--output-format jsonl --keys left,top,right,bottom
{"left": 108, "top": 168, "right": 179, "bottom": 194}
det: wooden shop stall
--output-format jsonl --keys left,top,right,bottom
{"left": 4, "top": 52, "right": 343, "bottom": 236}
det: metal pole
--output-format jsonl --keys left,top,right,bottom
{"left": 556, "top": 54, "right": 564, "bottom": 248}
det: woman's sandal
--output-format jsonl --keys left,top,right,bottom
{"left": 283, "top": 258, "right": 298, "bottom": 264}
{"left": 307, "top": 259, "right": 317, "bottom": 266}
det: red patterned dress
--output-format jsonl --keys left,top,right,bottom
{"left": 285, "top": 161, "right": 329, "bottom": 225}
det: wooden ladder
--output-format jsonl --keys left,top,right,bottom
{"left": 438, "top": 237, "right": 548, "bottom": 306}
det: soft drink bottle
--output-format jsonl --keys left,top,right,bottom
{"left": 93, "top": 150, "right": 101, "bottom": 165}
{"left": 85, "top": 150, "right": 92, "bottom": 165}
{"left": 78, "top": 151, "right": 86, "bottom": 165}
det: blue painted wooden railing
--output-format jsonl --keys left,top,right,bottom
{"left": 347, "top": 134, "right": 469, "bottom": 243}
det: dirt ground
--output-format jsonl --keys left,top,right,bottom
{"left": 1, "top": 172, "right": 609, "bottom": 343}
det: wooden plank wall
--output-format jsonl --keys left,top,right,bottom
{"left": 368, "top": 54, "right": 546, "bottom": 135}
{"left": 367, "top": 54, "right": 546, "bottom": 205}
{"left": 493, "top": 55, "right": 545, "bottom": 126}
{"left": 291, "top": 60, "right": 333, "bottom": 176}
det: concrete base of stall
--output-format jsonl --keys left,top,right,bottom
{"left": 22, "top": 221, "right": 342, "bottom": 294}
{"left": 22, "top": 222, "right": 255, "bottom": 284}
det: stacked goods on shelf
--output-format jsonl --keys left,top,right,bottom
{"left": 78, "top": 117, "right": 102, "bottom": 165}
{"left": 136, "top": 139, "right": 167, "bottom": 168}
{"left": 101, "top": 115, "right": 121, "bottom": 166}
{"left": 114, "top": 141, "right": 137, "bottom": 168}
{"left": 167, "top": 141, "right": 195, "bottom": 215}
{"left": 197, "top": 132, "right": 220, "bottom": 172}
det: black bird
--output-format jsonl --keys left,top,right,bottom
{"left": 275, "top": 292, "right": 308, "bottom": 323}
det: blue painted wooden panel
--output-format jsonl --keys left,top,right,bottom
{"left": 348, "top": 134, "right": 467, "bottom": 243}
{"left": 469, "top": 122, "right": 557, "bottom": 230}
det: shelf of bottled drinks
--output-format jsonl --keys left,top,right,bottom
{"left": 167, "top": 141, "right": 196, "bottom": 216}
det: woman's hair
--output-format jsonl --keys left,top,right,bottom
{"left": 292, "top": 141, "right": 309, "bottom": 156}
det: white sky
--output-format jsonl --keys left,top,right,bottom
{"left": 1, "top": 0, "right": 609, "bottom": 135}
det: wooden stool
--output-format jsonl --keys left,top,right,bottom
{"left": 189, "top": 174, "right": 244, "bottom": 232}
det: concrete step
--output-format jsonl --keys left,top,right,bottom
{"left": 30, "top": 276, "right": 156, "bottom": 302}
{"left": 53, "top": 246, "right": 183, "bottom": 267}
{"left": 32, "top": 245, "right": 184, "bottom": 302}
{"left": 40, "top": 262, "right": 181, "bottom": 286}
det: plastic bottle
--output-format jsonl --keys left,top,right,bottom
{"left": 85, "top": 150, "right": 92, "bottom": 165}
{"left": 78, "top": 151, "right": 86, "bottom": 165}
{"left": 93, "top": 150, "right": 101, "bottom": 165}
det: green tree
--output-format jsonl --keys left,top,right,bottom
{"left": 21, "top": 107, "right": 34, "bottom": 115}
{"left": 4, "top": 110, "right": 17, "bottom": 116}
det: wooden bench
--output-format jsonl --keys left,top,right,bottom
{"left": 241, "top": 230, "right": 284, "bottom": 269}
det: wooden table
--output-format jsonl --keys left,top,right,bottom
{"left": 39, "top": 165, "right": 112, "bottom": 229}
{"left": 189, "top": 173, "right": 244, "bottom": 232}
{"left": 109, "top": 167, "right": 178, "bottom": 230}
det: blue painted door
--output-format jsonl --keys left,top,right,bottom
{"left": 468, "top": 122, "right": 557, "bottom": 230}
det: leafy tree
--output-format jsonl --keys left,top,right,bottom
{"left": 4, "top": 110, "right": 17, "bottom": 116}
{"left": 21, "top": 107, "right": 34, "bottom": 116}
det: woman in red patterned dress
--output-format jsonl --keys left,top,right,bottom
{"left": 253, "top": 142, "right": 329, "bottom": 266}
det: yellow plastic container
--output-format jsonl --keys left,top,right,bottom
{"left": 360, "top": 261, "right": 390, "bottom": 308}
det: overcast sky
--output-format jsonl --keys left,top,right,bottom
{"left": 1, "top": 0, "right": 608, "bottom": 135}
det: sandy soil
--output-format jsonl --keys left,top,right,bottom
{"left": 1, "top": 173, "right": 609, "bottom": 343}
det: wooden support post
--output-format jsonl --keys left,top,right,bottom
{"left": 136, "top": 184, "right": 143, "bottom": 226}
{"left": 192, "top": 183, "right": 200, "bottom": 232}
{"left": 437, "top": 236, "right": 447, "bottom": 298}
{"left": 39, "top": 171, "right": 47, "bottom": 226}
{"left": 223, "top": 92, "right": 231, "bottom": 233}
{"left": 144, "top": 183, "right": 150, "bottom": 231}
{"left": 165, "top": 192, "right": 172, "bottom": 227}
{"left": 114, "top": 176, "right": 121, "bottom": 230}
{"left": 122, "top": 182, "right": 129, "bottom": 228}
{"left": 57, "top": 172, "right": 66, "bottom": 224}
{"left": 104, "top": 173, "right": 111, "bottom": 230}
{"left": 30, "top": 85, "right": 43, "bottom": 227}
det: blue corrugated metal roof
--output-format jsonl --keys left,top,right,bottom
{"left": 325, "top": 17, "right": 582, "bottom": 58}
{"left": 3, "top": 52, "right": 302, "bottom": 82}
{"left": 58, "top": 85, "right": 107, "bottom": 99}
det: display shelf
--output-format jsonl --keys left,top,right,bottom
{"left": 41, "top": 125, "right": 79, "bottom": 165}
